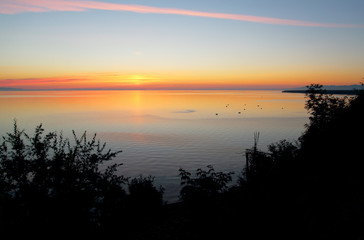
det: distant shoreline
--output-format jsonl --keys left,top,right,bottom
{"left": 282, "top": 90, "right": 360, "bottom": 95}
{"left": 0, "top": 87, "right": 361, "bottom": 93}
{"left": 0, "top": 88, "right": 283, "bottom": 91}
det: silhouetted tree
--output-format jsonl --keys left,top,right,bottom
{"left": 240, "top": 83, "right": 364, "bottom": 240}
{"left": 298, "top": 84, "right": 364, "bottom": 239}
{"left": 299, "top": 84, "right": 352, "bottom": 146}
{"left": 299, "top": 84, "right": 363, "bottom": 177}
{"left": 0, "top": 122, "right": 127, "bottom": 230}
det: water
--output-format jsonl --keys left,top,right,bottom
{"left": 0, "top": 90, "right": 308, "bottom": 202}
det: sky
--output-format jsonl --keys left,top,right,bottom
{"left": 0, "top": 0, "right": 364, "bottom": 90}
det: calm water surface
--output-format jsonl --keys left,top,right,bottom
{"left": 0, "top": 90, "right": 308, "bottom": 202}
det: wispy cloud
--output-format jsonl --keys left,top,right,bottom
{"left": 1, "top": 0, "right": 363, "bottom": 28}
{"left": 0, "top": 73, "right": 163, "bottom": 89}
{"left": 0, "top": 76, "right": 91, "bottom": 88}
{"left": 172, "top": 109, "right": 196, "bottom": 114}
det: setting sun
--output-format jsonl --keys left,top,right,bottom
{"left": 128, "top": 75, "right": 147, "bottom": 86}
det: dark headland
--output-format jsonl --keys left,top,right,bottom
{"left": 283, "top": 84, "right": 363, "bottom": 95}
{"left": 283, "top": 89, "right": 360, "bottom": 95}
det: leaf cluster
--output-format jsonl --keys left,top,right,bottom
{"left": 304, "top": 84, "right": 352, "bottom": 131}
{"left": 179, "top": 165, "right": 234, "bottom": 202}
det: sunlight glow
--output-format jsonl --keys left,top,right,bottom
{"left": 1, "top": 1, "right": 363, "bottom": 90}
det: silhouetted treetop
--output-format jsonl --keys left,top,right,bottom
{"left": 304, "top": 84, "right": 352, "bottom": 130}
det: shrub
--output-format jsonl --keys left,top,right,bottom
{"left": 179, "top": 165, "right": 234, "bottom": 203}
{"left": 0, "top": 121, "right": 127, "bottom": 229}
{"left": 127, "top": 175, "right": 165, "bottom": 209}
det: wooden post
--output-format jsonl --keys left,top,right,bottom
{"left": 245, "top": 151, "right": 249, "bottom": 183}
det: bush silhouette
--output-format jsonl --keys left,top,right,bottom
{"left": 179, "top": 165, "right": 234, "bottom": 203}
{"left": 0, "top": 122, "right": 127, "bottom": 230}
{"left": 127, "top": 175, "right": 164, "bottom": 209}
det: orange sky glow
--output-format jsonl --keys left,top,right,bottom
{"left": 1, "top": 69, "right": 361, "bottom": 90}
{"left": 1, "top": 0, "right": 363, "bottom": 90}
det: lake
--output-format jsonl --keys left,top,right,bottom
{"left": 0, "top": 90, "right": 308, "bottom": 202}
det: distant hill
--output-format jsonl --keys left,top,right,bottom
{"left": 283, "top": 85, "right": 363, "bottom": 95}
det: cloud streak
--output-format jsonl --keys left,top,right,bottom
{"left": 1, "top": 0, "right": 363, "bottom": 28}
{"left": 172, "top": 109, "right": 196, "bottom": 114}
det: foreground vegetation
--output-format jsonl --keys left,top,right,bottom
{"left": 0, "top": 84, "right": 363, "bottom": 239}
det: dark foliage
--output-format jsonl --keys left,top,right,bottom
{"left": 304, "top": 84, "right": 352, "bottom": 130}
{"left": 179, "top": 165, "right": 234, "bottom": 203}
{"left": 156, "top": 84, "right": 363, "bottom": 239}
{"left": 127, "top": 175, "right": 165, "bottom": 209}
{"left": 1, "top": 82, "right": 363, "bottom": 239}
{"left": 240, "top": 84, "right": 364, "bottom": 240}
{"left": 0, "top": 122, "right": 164, "bottom": 234}
{"left": 296, "top": 84, "right": 364, "bottom": 239}
{"left": 299, "top": 84, "right": 364, "bottom": 183}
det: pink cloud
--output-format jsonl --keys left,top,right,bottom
{"left": 1, "top": 0, "right": 363, "bottom": 28}
{"left": 0, "top": 76, "right": 88, "bottom": 87}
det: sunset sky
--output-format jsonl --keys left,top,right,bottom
{"left": 1, "top": 0, "right": 363, "bottom": 90}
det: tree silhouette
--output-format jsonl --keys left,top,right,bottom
{"left": 0, "top": 122, "right": 127, "bottom": 230}
{"left": 240, "top": 83, "right": 364, "bottom": 239}
{"left": 302, "top": 84, "right": 352, "bottom": 140}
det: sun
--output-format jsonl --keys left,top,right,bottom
{"left": 128, "top": 75, "right": 145, "bottom": 85}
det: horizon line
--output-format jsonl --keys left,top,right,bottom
{"left": 1, "top": 84, "right": 362, "bottom": 92}
{"left": 0, "top": 87, "right": 287, "bottom": 91}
